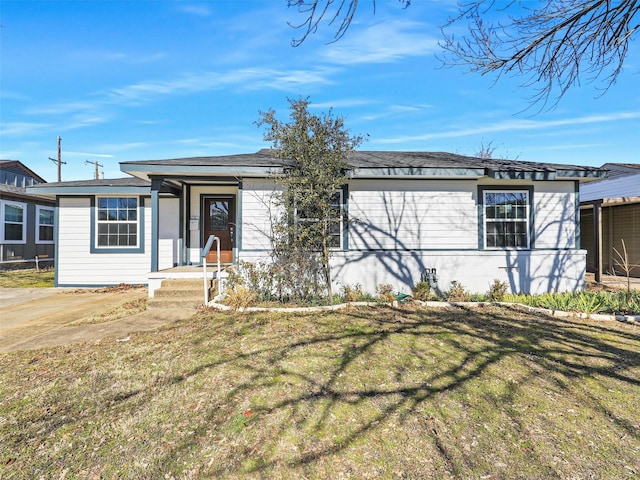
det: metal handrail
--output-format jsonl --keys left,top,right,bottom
{"left": 201, "top": 235, "right": 221, "bottom": 305}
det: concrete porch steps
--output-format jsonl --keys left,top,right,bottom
{"left": 148, "top": 278, "right": 216, "bottom": 310}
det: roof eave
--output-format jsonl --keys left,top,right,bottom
{"left": 27, "top": 185, "right": 151, "bottom": 196}
{"left": 350, "top": 167, "right": 486, "bottom": 179}
{"left": 120, "top": 163, "right": 282, "bottom": 180}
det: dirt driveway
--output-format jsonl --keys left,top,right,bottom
{"left": 0, "top": 288, "right": 193, "bottom": 353}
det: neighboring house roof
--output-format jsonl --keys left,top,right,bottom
{"left": 1, "top": 160, "right": 54, "bottom": 203}
{"left": 580, "top": 171, "right": 640, "bottom": 206}
{"left": 0, "top": 183, "right": 56, "bottom": 203}
{"left": 599, "top": 163, "right": 640, "bottom": 180}
{"left": 119, "top": 149, "right": 607, "bottom": 182}
{"left": 0, "top": 160, "right": 48, "bottom": 184}
{"left": 29, "top": 177, "right": 151, "bottom": 196}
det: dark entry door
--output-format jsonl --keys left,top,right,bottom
{"left": 203, "top": 196, "right": 235, "bottom": 263}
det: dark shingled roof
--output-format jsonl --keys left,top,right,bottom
{"left": 30, "top": 177, "right": 151, "bottom": 189}
{"left": 120, "top": 150, "right": 287, "bottom": 168}
{"left": 121, "top": 149, "right": 602, "bottom": 174}
{"left": 0, "top": 183, "right": 56, "bottom": 202}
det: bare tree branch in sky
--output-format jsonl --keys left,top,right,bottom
{"left": 440, "top": 0, "right": 640, "bottom": 108}
{"left": 287, "top": 0, "right": 411, "bottom": 46}
{"left": 287, "top": 0, "right": 639, "bottom": 108}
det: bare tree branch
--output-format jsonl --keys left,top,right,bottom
{"left": 287, "top": 0, "right": 411, "bottom": 46}
{"left": 440, "top": 0, "right": 640, "bottom": 108}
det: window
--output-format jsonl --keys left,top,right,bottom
{"left": 96, "top": 197, "right": 139, "bottom": 248}
{"left": 1, "top": 201, "right": 26, "bottom": 243}
{"left": 36, "top": 206, "right": 55, "bottom": 243}
{"left": 483, "top": 190, "right": 530, "bottom": 248}
{"left": 294, "top": 190, "right": 345, "bottom": 249}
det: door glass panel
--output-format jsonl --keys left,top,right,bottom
{"left": 209, "top": 201, "right": 229, "bottom": 230}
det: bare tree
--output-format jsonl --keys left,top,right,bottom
{"left": 440, "top": 1, "right": 640, "bottom": 108}
{"left": 287, "top": 1, "right": 639, "bottom": 107}
{"left": 475, "top": 140, "right": 496, "bottom": 159}
{"left": 287, "top": 0, "right": 411, "bottom": 46}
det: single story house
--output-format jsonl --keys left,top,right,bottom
{"left": 1, "top": 160, "right": 56, "bottom": 269}
{"left": 580, "top": 163, "right": 640, "bottom": 280}
{"left": 29, "top": 150, "right": 606, "bottom": 297}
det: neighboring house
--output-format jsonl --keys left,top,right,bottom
{"left": 580, "top": 163, "right": 640, "bottom": 280}
{"left": 0, "top": 160, "right": 56, "bottom": 269}
{"left": 29, "top": 150, "right": 606, "bottom": 297}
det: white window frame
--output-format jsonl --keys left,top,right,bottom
{"left": 294, "top": 190, "right": 344, "bottom": 250}
{"left": 1, "top": 200, "right": 27, "bottom": 244}
{"left": 483, "top": 190, "right": 530, "bottom": 249}
{"left": 95, "top": 196, "right": 140, "bottom": 249}
{"left": 36, "top": 205, "right": 55, "bottom": 244}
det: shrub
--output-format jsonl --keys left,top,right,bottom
{"left": 573, "top": 292, "right": 606, "bottom": 314}
{"left": 342, "top": 283, "right": 365, "bottom": 303}
{"left": 487, "top": 279, "right": 508, "bottom": 302}
{"left": 538, "top": 292, "right": 576, "bottom": 312}
{"left": 469, "top": 293, "right": 487, "bottom": 302}
{"left": 223, "top": 285, "right": 258, "bottom": 310}
{"left": 411, "top": 281, "right": 431, "bottom": 301}
{"left": 376, "top": 284, "right": 396, "bottom": 302}
{"left": 446, "top": 281, "right": 470, "bottom": 302}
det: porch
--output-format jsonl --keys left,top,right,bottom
{"left": 147, "top": 264, "right": 231, "bottom": 299}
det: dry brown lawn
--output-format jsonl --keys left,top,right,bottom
{"left": 1, "top": 304, "right": 638, "bottom": 479}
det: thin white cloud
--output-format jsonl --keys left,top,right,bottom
{"left": 311, "top": 98, "right": 376, "bottom": 109}
{"left": 361, "top": 103, "right": 433, "bottom": 121}
{"left": 0, "top": 121, "right": 52, "bottom": 136}
{"left": 60, "top": 115, "right": 111, "bottom": 131}
{"left": 178, "top": 4, "right": 212, "bottom": 17}
{"left": 107, "top": 67, "right": 337, "bottom": 105}
{"left": 26, "top": 102, "right": 101, "bottom": 116}
{"left": 321, "top": 20, "right": 439, "bottom": 64}
{"left": 65, "top": 151, "right": 115, "bottom": 158}
{"left": 71, "top": 50, "right": 167, "bottom": 65}
{"left": 378, "top": 112, "right": 640, "bottom": 143}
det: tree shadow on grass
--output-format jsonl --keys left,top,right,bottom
{"left": 8, "top": 305, "right": 639, "bottom": 478}
{"left": 145, "top": 305, "right": 640, "bottom": 477}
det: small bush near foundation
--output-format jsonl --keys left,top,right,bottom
{"left": 487, "top": 279, "right": 508, "bottom": 302}
{"left": 412, "top": 281, "right": 431, "bottom": 301}
{"left": 224, "top": 285, "right": 258, "bottom": 309}
{"left": 446, "top": 281, "right": 470, "bottom": 302}
{"left": 376, "top": 284, "right": 396, "bottom": 302}
{"left": 342, "top": 283, "right": 365, "bottom": 303}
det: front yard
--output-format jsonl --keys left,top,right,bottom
{"left": 1, "top": 305, "right": 639, "bottom": 479}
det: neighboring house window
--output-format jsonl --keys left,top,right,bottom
{"left": 483, "top": 190, "right": 530, "bottom": 248}
{"left": 294, "top": 190, "right": 345, "bottom": 249}
{"left": 96, "top": 197, "right": 139, "bottom": 248}
{"left": 1, "top": 200, "right": 26, "bottom": 244}
{"left": 36, "top": 206, "right": 55, "bottom": 243}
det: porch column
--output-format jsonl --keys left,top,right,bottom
{"left": 593, "top": 200, "right": 603, "bottom": 283}
{"left": 150, "top": 178, "right": 163, "bottom": 272}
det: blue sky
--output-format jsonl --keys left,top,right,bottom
{"left": 1, "top": 0, "right": 639, "bottom": 182}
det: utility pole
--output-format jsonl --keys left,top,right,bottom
{"left": 48, "top": 136, "right": 66, "bottom": 182}
{"left": 84, "top": 160, "right": 104, "bottom": 180}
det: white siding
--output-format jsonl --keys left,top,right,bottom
{"left": 56, "top": 197, "right": 151, "bottom": 286}
{"left": 331, "top": 249, "right": 586, "bottom": 296}
{"left": 240, "top": 179, "right": 282, "bottom": 251}
{"left": 349, "top": 179, "right": 478, "bottom": 250}
{"left": 533, "top": 182, "right": 576, "bottom": 249}
{"left": 158, "top": 197, "right": 180, "bottom": 270}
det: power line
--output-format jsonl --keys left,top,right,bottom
{"left": 84, "top": 160, "right": 104, "bottom": 180}
{"left": 48, "top": 136, "right": 66, "bottom": 182}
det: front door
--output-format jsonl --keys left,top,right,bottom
{"left": 203, "top": 196, "right": 235, "bottom": 263}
